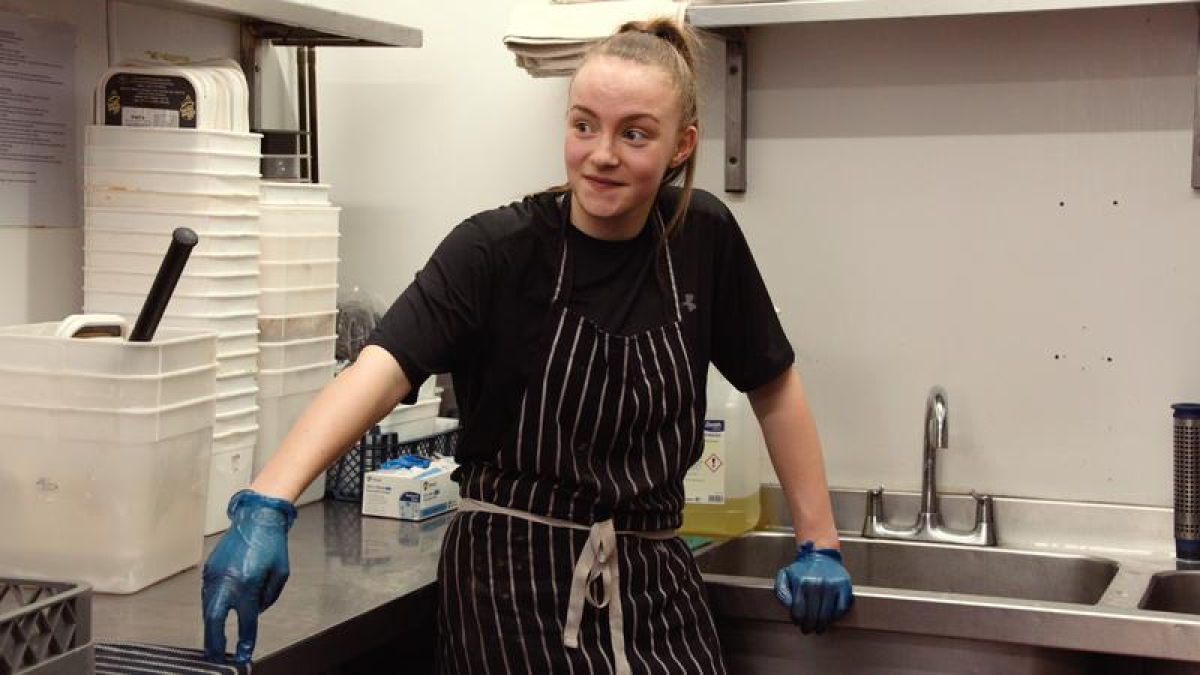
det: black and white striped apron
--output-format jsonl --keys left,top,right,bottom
{"left": 436, "top": 203, "right": 727, "bottom": 674}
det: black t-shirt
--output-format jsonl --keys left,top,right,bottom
{"left": 367, "top": 186, "right": 794, "bottom": 465}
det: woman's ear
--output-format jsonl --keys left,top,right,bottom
{"left": 670, "top": 124, "right": 698, "bottom": 168}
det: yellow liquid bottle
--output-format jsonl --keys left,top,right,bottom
{"left": 680, "top": 365, "right": 763, "bottom": 537}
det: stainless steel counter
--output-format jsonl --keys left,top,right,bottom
{"left": 92, "top": 500, "right": 449, "bottom": 675}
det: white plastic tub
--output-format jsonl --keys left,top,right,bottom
{"left": 0, "top": 423, "right": 212, "bottom": 593}
{"left": 217, "top": 370, "right": 258, "bottom": 398}
{"left": 217, "top": 328, "right": 259, "bottom": 356}
{"left": 213, "top": 424, "right": 258, "bottom": 454}
{"left": 85, "top": 186, "right": 261, "bottom": 213}
{"left": 85, "top": 167, "right": 260, "bottom": 196}
{"left": 260, "top": 259, "right": 338, "bottom": 288}
{"left": 216, "top": 381, "right": 259, "bottom": 416}
{"left": 258, "top": 335, "right": 336, "bottom": 371}
{"left": 260, "top": 181, "right": 331, "bottom": 205}
{"left": 259, "top": 205, "right": 339, "bottom": 235}
{"left": 85, "top": 268, "right": 260, "bottom": 297}
{"left": 0, "top": 323, "right": 215, "bottom": 376}
{"left": 86, "top": 248, "right": 259, "bottom": 276}
{"left": 205, "top": 445, "right": 254, "bottom": 535}
{"left": 378, "top": 397, "right": 441, "bottom": 438}
{"left": 258, "top": 311, "right": 337, "bottom": 342}
{"left": 86, "top": 228, "right": 258, "bottom": 256}
{"left": 216, "top": 417, "right": 256, "bottom": 440}
{"left": 85, "top": 207, "right": 258, "bottom": 235}
{"left": 258, "top": 360, "right": 335, "bottom": 398}
{"left": 86, "top": 124, "right": 261, "bottom": 154}
{"left": 215, "top": 404, "right": 259, "bottom": 431}
{"left": 260, "top": 233, "right": 339, "bottom": 261}
{"left": 259, "top": 284, "right": 338, "bottom": 315}
{"left": 87, "top": 146, "right": 260, "bottom": 175}
{"left": 218, "top": 348, "right": 259, "bottom": 377}
{"left": 374, "top": 393, "right": 441, "bottom": 429}
{"left": 0, "top": 362, "right": 216, "bottom": 410}
{"left": 0, "top": 394, "right": 215, "bottom": 443}
{"left": 84, "top": 287, "right": 260, "bottom": 317}
{"left": 98, "top": 311, "right": 259, "bottom": 338}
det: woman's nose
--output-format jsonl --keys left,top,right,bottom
{"left": 590, "top": 135, "right": 620, "bottom": 167}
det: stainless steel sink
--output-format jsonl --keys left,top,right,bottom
{"left": 1139, "top": 571, "right": 1200, "bottom": 614}
{"left": 695, "top": 531, "right": 1119, "bottom": 605}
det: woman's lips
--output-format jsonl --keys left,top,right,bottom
{"left": 585, "top": 175, "right": 623, "bottom": 190}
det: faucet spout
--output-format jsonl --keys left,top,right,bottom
{"left": 862, "top": 385, "right": 996, "bottom": 547}
{"left": 921, "top": 386, "right": 949, "bottom": 515}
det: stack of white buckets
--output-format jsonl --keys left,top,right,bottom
{"left": 255, "top": 183, "right": 339, "bottom": 506}
{"left": 82, "top": 128, "right": 340, "bottom": 532}
{"left": 83, "top": 126, "right": 265, "bottom": 535}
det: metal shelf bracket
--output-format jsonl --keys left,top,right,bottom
{"left": 1192, "top": 4, "right": 1200, "bottom": 189}
{"left": 713, "top": 28, "right": 747, "bottom": 194}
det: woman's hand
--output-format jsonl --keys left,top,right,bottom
{"left": 202, "top": 490, "right": 297, "bottom": 664}
{"left": 773, "top": 541, "right": 854, "bottom": 634}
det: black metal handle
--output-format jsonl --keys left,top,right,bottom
{"left": 129, "top": 227, "right": 198, "bottom": 342}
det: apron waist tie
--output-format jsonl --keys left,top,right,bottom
{"left": 458, "top": 498, "right": 675, "bottom": 675}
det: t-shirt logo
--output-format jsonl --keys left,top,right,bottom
{"left": 682, "top": 293, "right": 697, "bottom": 312}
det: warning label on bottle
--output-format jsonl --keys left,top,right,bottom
{"left": 684, "top": 420, "right": 726, "bottom": 504}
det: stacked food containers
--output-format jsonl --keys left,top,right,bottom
{"left": 0, "top": 321, "right": 216, "bottom": 593}
{"left": 81, "top": 125, "right": 263, "bottom": 534}
{"left": 256, "top": 182, "right": 339, "bottom": 505}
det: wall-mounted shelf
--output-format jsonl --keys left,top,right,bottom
{"left": 688, "top": 0, "right": 1194, "bottom": 27}
{"left": 125, "top": 0, "right": 422, "bottom": 47}
{"left": 121, "top": 0, "right": 423, "bottom": 181}
{"left": 689, "top": 1, "right": 1200, "bottom": 193}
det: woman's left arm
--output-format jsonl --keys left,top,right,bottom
{"left": 750, "top": 366, "right": 853, "bottom": 634}
{"left": 747, "top": 366, "right": 839, "bottom": 549}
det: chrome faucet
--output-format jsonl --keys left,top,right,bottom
{"left": 861, "top": 386, "right": 996, "bottom": 546}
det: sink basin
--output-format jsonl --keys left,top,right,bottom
{"left": 1139, "top": 571, "right": 1200, "bottom": 614}
{"left": 695, "top": 532, "right": 1118, "bottom": 605}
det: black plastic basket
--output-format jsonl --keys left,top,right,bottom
{"left": 326, "top": 426, "right": 460, "bottom": 502}
{"left": 0, "top": 578, "right": 93, "bottom": 675}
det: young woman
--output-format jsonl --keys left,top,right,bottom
{"left": 202, "top": 19, "right": 853, "bottom": 673}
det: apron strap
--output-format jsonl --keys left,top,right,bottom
{"left": 459, "top": 498, "right": 674, "bottom": 675}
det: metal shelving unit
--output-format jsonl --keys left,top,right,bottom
{"left": 122, "top": 0, "right": 423, "bottom": 181}
{"left": 687, "top": 0, "right": 1200, "bottom": 192}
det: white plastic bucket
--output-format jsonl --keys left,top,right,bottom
{"left": 259, "top": 205, "right": 339, "bottom": 235}
{"left": 258, "top": 284, "right": 338, "bottom": 315}
{"left": 260, "top": 259, "right": 339, "bottom": 288}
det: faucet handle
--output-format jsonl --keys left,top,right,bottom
{"left": 866, "top": 487, "right": 885, "bottom": 517}
{"left": 971, "top": 491, "right": 998, "bottom": 545}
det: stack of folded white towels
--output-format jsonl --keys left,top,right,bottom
{"left": 504, "top": 0, "right": 689, "bottom": 77}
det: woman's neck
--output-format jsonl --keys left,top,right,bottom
{"left": 568, "top": 194, "right": 654, "bottom": 242}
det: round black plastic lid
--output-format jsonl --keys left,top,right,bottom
{"left": 1172, "top": 403, "right": 1200, "bottom": 419}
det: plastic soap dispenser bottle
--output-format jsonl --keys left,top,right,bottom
{"left": 680, "top": 364, "right": 764, "bottom": 536}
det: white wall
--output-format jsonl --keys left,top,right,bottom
{"left": 730, "top": 6, "right": 1199, "bottom": 506}
{"left": 311, "top": 0, "right": 567, "bottom": 306}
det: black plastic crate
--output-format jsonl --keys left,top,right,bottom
{"left": 0, "top": 579, "right": 93, "bottom": 675}
{"left": 326, "top": 426, "right": 459, "bottom": 503}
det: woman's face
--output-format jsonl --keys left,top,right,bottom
{"left": 565, "top": 55, "right": 697, "bottom": 240}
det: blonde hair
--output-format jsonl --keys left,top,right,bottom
{"left": 567, "top": 18, "right": 702, "bottom": 242}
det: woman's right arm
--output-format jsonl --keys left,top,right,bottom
{"left": 249, "top": 345, "right": 412, "bottom": 502}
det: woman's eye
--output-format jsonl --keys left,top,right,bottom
{"left": 623, "top": 129, "right": 648, "bottom": 142}
{"left": 572, "top": 120, "right": 592, "bottom": 133}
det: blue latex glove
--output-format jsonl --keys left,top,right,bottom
{"left": 774, "top": 541, "right": 854, "bottom": 634}
{"left": 381, "top": 454, "right": 432, "bottom": 470}
{"left": 202, "top": 489, "right": 297, "bottom": 664}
